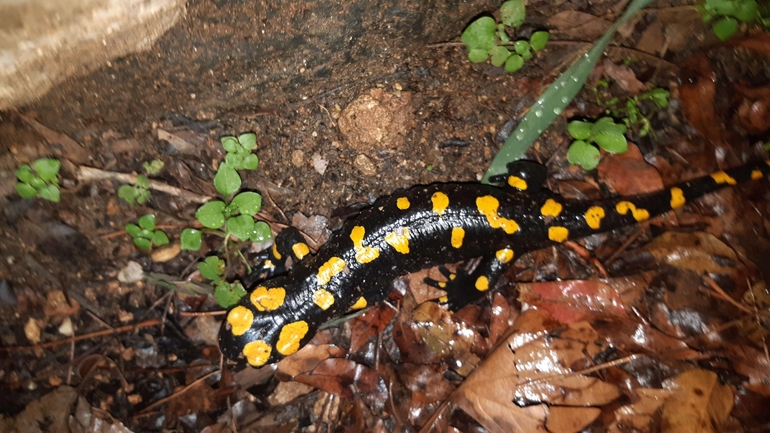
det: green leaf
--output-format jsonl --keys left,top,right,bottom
{"left": 461, "top": 16, "right": 496, "bottom": 51}
{"left": 225, "top": 153, "right": 245, "bottom": 170}
{"left": 567, "top": 140, "right": 601, "bottom": 170}
{"left": 33, "top": 158, "right": 60, "bottom": 182}
{"left": 213, "top": 281, "right": 247, "bottom": 308}
{"left": 500, "top": 0, "right": 526, "bottom": 27}
{"left": 530, "top": 31, "right": 550, "bottom": 51}
{"left": 490, "top": 46, "right": 511, "bottom": 67}
{"left": 134, "top": 237, "right": 152, "bottom": 251}
{"left": 142, "top": 159, "right": 165, "bottom": 175}
{"left": 734, "top": 0, "right": 758, "bottom": 22}
{"left": 138, "top": 214, "right": 156, "bottom": 231}
{"left": 514, "top": 40, "right": 530, "bottom": 55}
{"left": 214, "top": 163, "right": 241, "bottom": 197}
{"left": 468, "top": 49, "right": 490, "bottom": 63}
{"left": 238, "top": 133, "right": 257, "bottom": 150}
{"left": 118, "top": 185, "right": 137, "bottom": 205}
{"left": 242, "top": 153, "right": 259, "bottom": 171}
{"left": 151, "top": 230, "right": 169, "bottom": 246}
{"left": 221, "top": 136, "right": 240, "bottom": 153}
{"left": 647, "top": 88, "right": 670, "bottom": 108}
{"left": 29, "top": 175, "right": 46, "bottom": 189}
{"left": 230, "top": 191, "right": 262, "bottom": 216}
{"left": 226, "top": 215, "right": 255, "bottom": 241}
{"left": 482, "top": 0, "right": 655, "bottom": 184}
{"left": 706, "top": 0, "right": 738, "bottom": 16}
{"left": 125, "top": 223, "right": 142, "bottom": 238}
{"left": 136, "top": 174, "right": 150, "bottom": 189}
{"left": 16, "top": 182, "right": 37, "bottom": 199}
{"left": 520, "top": 49, "right": 533, "bottom": 61}
{"left": 567, "top": 121, "right": 592, "bottom": 140}
{"left": 712, "top": 16, "right": 739, "bottom": 40}
{"left": 593, "top": 130, "right": 628, "bottom": 153}
{"left": 198, "top": 257, "right": 224, "bottom": 281}
{"left": 16, "top": 164, "right": 34, "bottom": 183}
{"left": 38, "top": 184, "right": 60, "bottom": 202}
{"left": 497, "top": 23, "right": 510, "bottom": 44}
{"left": 250, "top": 221, "right": 272, "bottom": 242}
{"left": 181, "top": 228, "right": 203, "bottom": 251}
{"left": 196, "top": 200, "right": 227, "bottom": 229}
{"left": 136, "top": 188, "right": 151, "bottom": 205}
{"left": 504, "top": 54, "right": 524, "bottom": 73}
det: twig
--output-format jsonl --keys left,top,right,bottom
{"left": 701, "top": 276, "right": 754, "bottom": 315}
{"left": 137, "top": 370, "right": 220, "bottom": 414}
{"left": 0, "top": 318, "right": 161, "bottom": 352}
{"left": 76, "top": 166, "right": 212, "bottom": 204}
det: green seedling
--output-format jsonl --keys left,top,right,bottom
{"left": 15, "top": 158, "right": 61, "bottom": 202}
{"left": 125, "top": 214, "right": 169, "bottom": 251}
{"left": 197, "top": 256, "right": 247, "bottom": 308}
{"left": 462, "top": 0, "right": 549, "bottom": 73}
{"left": 142, "top": 159, "right": 165, "bottom": 175}
{"left": 221, "top": 133, "right": 259, "bottom": 171}
{"left": 593, "top": 84, "right": 670, "bottom": 138}
{"left": 566, "top": 117, "right": 629, "bottom": 170}
{"left": 118, "top": 174, "right": 151, "bottom": 205}
{"left": 699, "top": 0, "right": 766, "bottom": 40}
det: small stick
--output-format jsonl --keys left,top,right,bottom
{"left": 76, "top": 166, "right": 212, "bottom": 204}
{"left": 137, "top": 370, "right": 220, "bottom": 414}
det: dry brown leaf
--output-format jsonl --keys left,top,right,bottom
{"left": 643, "top": 231, "right": 739, "bottom": 275}
{"left": 598, "top": 144, "right": 664, "bottom": 195}
{"left": 609, "top": 388, "right": 672, "bottom": 433}
{"left": 20, "top": 115, "right": 89, "bottom": 164}
{"left": 680, "top": 54, "right": 722, "bottom": 147}
{"left": 661, "top": 369, "right": 734, "bottom": 433}
{"left": 546, "top": 11, "right": 610, "bottom": 40}
{"left": 602, "top": 59, "right": 645, "bottom": 94}
{"left": 546, "top": 406, "right": 601, "bottom": 433}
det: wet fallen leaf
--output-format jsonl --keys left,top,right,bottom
{"left": 598, "top": 144, "right": 664, "bottom": 195}
{"left": 661, "top": 369, "right": 733, "bottom": 433}
{"left": 294, "top": 358, "right": 383, "bottom": 399}
{"left": 680, "top": 54, "right": 722, "bottom": 147}
{"left": 546, "top": 406, "right": 601, "bottom": 433}
{"left": 547, "top": 11, "right": 610, "bottom": 40}
{"left": 602, "top": 59, "right": 645, "bottom": 94}
{"left": 609, "top": 388, "right": 672, "bottom": 432}
{"left": 349, "top": 303, "right": 397, "bottom": 353}
{"left": 518, "top": 278, "right": 629, "bottom": 323}
{"left": 276, "top": 343, "right": 345, "bottom": 378}
{"left": 643, "top": 231, "right": 739, "bottom": 275}
{"left": 410, "top": 302, "right": 483, "bottom": 376}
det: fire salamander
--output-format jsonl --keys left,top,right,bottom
{"left": 219, "top": 159, "right": 770, "bottom": 367}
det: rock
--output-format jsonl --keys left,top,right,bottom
{"left": 338, "top": 88, "right": 415, "bottom": 150}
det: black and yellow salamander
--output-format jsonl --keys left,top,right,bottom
{"left": 219, "top": 159, "right": 770, "bottom": 367}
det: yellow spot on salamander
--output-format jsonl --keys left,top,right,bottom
{"left": 227, "top": 306, "right": 253, "bottom": 336}
{"left": 508, "top": 175, "right": 528, "bottom": 191}
{"left": 250, "top": 286, "right": 286, "bottom": 311}
{"left": 475, "top": 276, "right": 489, "bottom": 291}
{"left": 476, "top": 195, "right": 520, "bottom": 234}
{"left": 264, "top": 259, "right": 275, "bottom": 270}
{"left": 670, "top": 187, "right": 686, "bottom": 209}
{"left": 385, "top": 228, "right": 410, "bottom": 254}
{"left": 351, "top": 296, "right": 367, "bottom": 310}
{"left": 313, "top": 289, "right": 335, "bottom": 310}
{"left": 396, "top": 197, "right": 410, "bottom": 210}
{"left": 751, "top": 170, "right": 763, "bottom": 180}
{"left": 292, "top": 242, "right": 310, "bottom": 260}
{"left": 616, "top": 201, "right": 650, "bottom": 222}
{"left": 438, "top": 295, "right": 448, "bottom": 303}
{"left": 350, "top": 226, "right": 380, "bottom": 264}
{"left": 437, "top": 281, "right": 446, "bottom": 288}
{"left": 541, "top": 198, "right": 563, "bottom": 217}
{"left": 271, "top": 243, "right": 282, "bottom": 260}
{"left": 711, "top": 171, "right": 737, "bottom": 185}
{"left": 276, "top": 320, "right": 309, "bottom": 356}
{"left": 495, "top": 248, "right": 514, "bottom": 264}
{"left": 585, "top": 206, "right": 606, "bottom": 230}
{"left": 548, "top": 226, "right": 569, "bottom": 243}
{"left": 317, "top": 257, "right": 346, "bottom": 286}
{"left": 431, "top": 192, "right": 449, "bottom": 216}
{"left": 243, "top": 340, "right": 271, "bottom": 367}
{"left": 451, "top": 227, "right": 465, "bottom": 248}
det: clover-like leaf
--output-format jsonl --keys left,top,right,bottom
{"left": 38, "top": 184, "right": 60, "bottom": 202}
{"left": 29, "top": 176, "right": 46, "bottom": 189}
{"left": 489, "top": 46, "right": 511, "bottom": 67}
{"left": 568, "top": 121, "right": 592, "bottom": 140}
{"left": 221, "top": 136, "right": 240, "bottom": 153}
{"left": 238, "top": 133, "right": 257, "bottom": 150}
{"left": 530, "top": 31, "right": 549, "bottom": 51}
{"left": 198, "top": 257, "right": 224, "bottom": 281}
{"left": 250, "top": 221, "right": 273, "bottom": 243}
{"left": 133, "top": 237, "right": 152, "bottom": 251}
{"left": 225, "top": 152, "right": 244, "bottom": 170}
{"left": 242, "top": 153, "right": 259, "bottom": 170}
{"left": 16, "top": 164, "right": 34, "bottom": 184}
{"left": 181, "top": 228, "right": 203, "bottom": 251}
{"left": 462, "top": 16, "right": 496, "bottom": 52}
{"left": 504, "top": 54, "right": 524, "bottom": 73}
{"left": 230, "top": 191, "right": 263, "bottom": 216}
{"left": 213, "top": 281, "right": 247, "bottom": 308}
{"left": 497, "top": 23, "right": 511, "bottom": 44}
{"left": 142, "top": 159, "right": 165, "bottom": 175}
{"left": 468, "top": 49, "right": 490, "bottom": 63}
{"left": 16, "top": 182, "right": 37, "bottom": 199}
{"left": 500, "top": 0, "right": 526, "bottom": 28}
{"left": 567, "top": 140, "right": 601, "bottom": 170}
{"left": 151, "top": 230, "right": 169, "bottom": 246}
{"left": 514, "top": 40, "right": 530, "bottom": 55}
{"left": 33, "top": 158, "right": 60, "bottom": 182}
{"left": 118, "top": 185, "right": 137, "bottom": 205}
{"left": 125, "top": 223, "right": 142, "bottom": 238}
{"left": 138, "top": 214, "right": 156, "bottom": 231}
{"left": 136, "top": 188, "right": 151, "bottom": 205}
{"left": 226, "top": 214, "right": 255, "bottom": 241}
{"left": 593, "top": 130, "right": 628, "bottom": 154}
{"left": 196, "top": 200, "right": 227, "bottom": 229}
{"left": 214, "top": 163, "right": 241, "bottom": 197}
{"left": 712, "top": 16, "right": 739, "bottom": 40}
{"left": 520, "top": 49, "right": 533, "bottom": 61}
{"left": 136, "top": 174, "right": 150, "bottom": 189}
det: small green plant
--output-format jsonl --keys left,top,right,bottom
{"left": 142, "top": 159, "right": 165, "bottom": 175}
{"left": 592, "top": 82, "right": 670, "bottom": 137}
{"left": 180, "top": 133, "right": 270, "bottom": 252}
{"left": 125, "top": 214, "right": 169, "bottom": 251}
{"left": 118, "top": 174, "right": 151, "bottom": 205}
{"left": 197, "top": 256, "right": 247, "bottom": 308}
{"left": 16, "top": 158, "right": 61, "bottom": 202}
{"left": 699, "top": 0, "right": 767, "bottom": 40}
{"left": 566, "top": 117, "right": 629, "bottom": 170}
{"left": 462, "top": 0, "right": 550, "bottom": 73}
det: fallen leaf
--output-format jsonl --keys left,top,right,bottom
{"left": 598, "top": 143, "right": 664, "bottom": 195}
{"left": 643, "top": 231, "right": 739, "bottom": 275}
{"left": 661, "top": 369, "right": 734, "bottom": 433}
{"left": 518, "top": 279, "right": 628, "bottom": 323}
{"left": 610, "top": 388, "right": 672, "bottom": 432}
{"left": 680, "top": 54, "right": 722, "bottom": 147}
{"left": 546, "top": 406, "right": 601, "bottom": 433}
{"left": 602, "top": 59, "right": 645, "bottom": 94}
{"left": 547, "top": 11, "right": 610, "bottom": 40}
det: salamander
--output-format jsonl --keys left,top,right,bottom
{"left": 219, "top": 159, "right": 770, "bottom": 367}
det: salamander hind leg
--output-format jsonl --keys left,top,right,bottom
{"left": 243, "top": 227, "right": 310, "bottom": 287}
{"left": 423, "top": 250, "right": 513, "bottom": 309}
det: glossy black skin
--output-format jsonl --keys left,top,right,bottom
{"left": 219, "top": 160, "right": 770, "bottom": 365}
